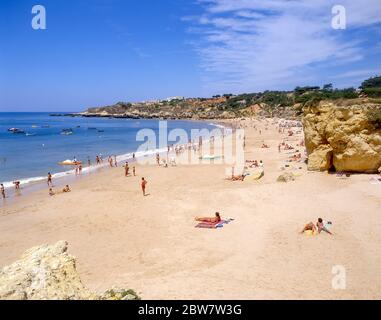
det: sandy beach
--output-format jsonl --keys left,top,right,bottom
{"left": 1, "top": 118, "right": 380, "bottom": 300}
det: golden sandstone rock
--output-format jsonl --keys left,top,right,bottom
{"left": 0, "top": 241, "right": 139, "bottom": 300}
{"left": 303, "top": 101, "right": 381, "bottom": 172}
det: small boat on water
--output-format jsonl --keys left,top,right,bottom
{"left": 61, "top": 128, "right": 73, "bottom": 135}
{"left": 97, "top": 130, "right": 105, "bottom": 133}
{"left": 8, "top": 128, "right": 25, "bottom": 134}
{"left": 8, "top": 127, "right": 23, "bottom": 133}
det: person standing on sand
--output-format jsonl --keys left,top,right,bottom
{"left": 114, "top": 155, "right": 118, "bottom": 167}
{"left": 133, "top": 166, "right": 136, "bottom": 176}
{"left": 47, "top": 172, "right": 52, "bottom": 187}
{"left": 156, "top": 153, "right": 160, "bottom": 166}
{"left": 125, "top": 162, "right": 129, "bottom": 176}
{"left": 1, "top": 184, "right": 5, "bottom": 199}
{"left": 141, "top": 177, "right": 147, "bottom": 196}
{"left": 13, "top": 181, "right": 20, "bottom": 190}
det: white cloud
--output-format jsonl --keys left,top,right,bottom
{"left": 334, "top": 68, "right": 381, "bottom": 79}
{"left": 186, "top": 0, "right": 381, "bottom": 93}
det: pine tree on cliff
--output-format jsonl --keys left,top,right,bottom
{"left": 360, "top": 76, "right": 381, "bottom": 97}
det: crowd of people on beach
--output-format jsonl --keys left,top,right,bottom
{"left": 1, "top": 134, "right": 211, "bottom": 202}
{"left": 1, "top": 120, "right": 339, "bottom": 237}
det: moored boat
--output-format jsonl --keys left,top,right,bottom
{"left": 8, "top": 128, "right": 25, "bottom": 134}
{"left": 61, "top": 128, "right": 74, "bottom": 135}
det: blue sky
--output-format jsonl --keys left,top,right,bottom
{"left": 0, "top": 0, "right": 380, "bottom": 112}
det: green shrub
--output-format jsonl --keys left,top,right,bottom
{"left": 360, "top": 76, "right": 381, "bottom": 97}
{"left": 367, "top": 108, "right": 381, "bottom": 128}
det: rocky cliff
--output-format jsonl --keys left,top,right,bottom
{"left": 302, "top": 100, "right": 381, "bottom": 173}
{"left": 0, "top": 241, "right": 139, "bottom": 300}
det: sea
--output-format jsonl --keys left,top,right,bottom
{"left": 0, "top": 112, "right": 222, "bottom": 189}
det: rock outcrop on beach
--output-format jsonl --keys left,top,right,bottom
{"left": 303, "top": 100, "right": 381, "bottom": 172}
{"left": 0, "top": 241, "right": 140, "bottom": 300}
{"left": 277, "top": 172, "right": 296, "bottom": 182}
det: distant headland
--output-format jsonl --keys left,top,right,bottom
{"left": 52, "top": 76, "right": 381, "bottom": 121}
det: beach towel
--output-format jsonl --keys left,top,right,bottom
{"left": 370, "top": 177, "right": 381, "bottom": 185}
{"left": 249, "top": 170, "right": 264, "bottom": 181}
{"left": 199, "top": 155, "right": 221, "bottom": 160}
{"left": 195, "top": 222, "right": 222, "bottom": 229}
{"left": 304, "top": 230, "right": 317, "bottom": 236}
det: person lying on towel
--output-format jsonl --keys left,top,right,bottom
{"left": 300, "top": 218, "right": 332, "bottom": 235}
{"left": 195, "top": 212, "right": 221, "bottom": 224}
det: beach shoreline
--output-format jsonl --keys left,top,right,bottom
{"left": 1, "top": 117, "right": 380, "bottom": 299}
{"left": 0, "top": 118, "right": 231, "bottom": 204}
